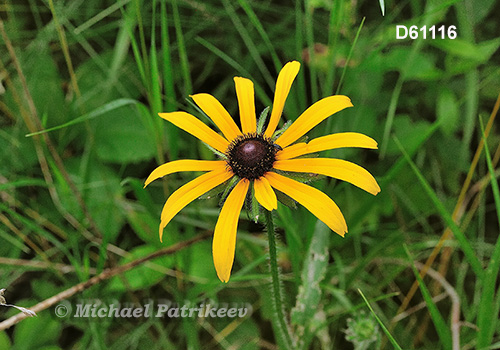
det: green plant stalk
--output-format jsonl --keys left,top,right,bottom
{"left": 265, "top": 210, "right": 295, "bottom": 349}
{"left": 476, "top": 116, "right": 500, "bottom": 348}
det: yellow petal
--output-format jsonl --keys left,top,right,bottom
{"left": 234, "top": 77, "right": 256, "bottom": 133}
{"left": 213, "top": 179, "right": 249, "bottom": 282}
{"left": 159, "top": 112, "right": 229, "bottom": 153}
{"left": 254, "top": 176, "right": 278, "bottom": 211}
{"left": 276, "top": 143, "right": 308, "bottom": 161}
{"left": 159, "top": 168, "right": 233, "bottom": 242}
{"left": 277, "top": 132, "right": 378, "bottom": 160}
{"left": 265, "top": 172, "right": 347, "bottom": 236}
{"left": 276, "top": 95, "right": 354, "bottom": 148}
{"left": 190, "top": 93, "right": 241, "bottom": 140}
{"left": 264, "top": 61, "right": 301, "bottom": 137}
{"left": 274, "top": 158, "right": 380, "bottom": 195}
{"left": 144, "top": 160, "right": 227, "bottom": 188}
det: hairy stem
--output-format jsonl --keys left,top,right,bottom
{"left": 265, "top": 210, "right": 296, "bottom": 349}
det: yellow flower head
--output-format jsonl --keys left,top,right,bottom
{"left": 145, "top": 61, "right": 380, "bottom": 282}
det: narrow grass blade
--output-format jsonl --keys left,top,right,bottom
{"left": 236, "top": 0, "right": 281, "bottom": 70}
{"left": 120, "top": 3, "right": 146, "bottom": 86}
{"left": 194, "top": 37, "right": 272, "bottom": 108}
{"left": 394, "top": 136, "right": 483, "bottom": 277}
{"left": 304, "top": 2, "right": 318, "bottom": 102}
{"left": 171, "top": 0, "right": 192, "bottom": 95}
{"left": 476, "top": 116, "right": 500, "bottom": 348}
{"left": 160, "top": 0, "right": 176, "bottom": 112}
{"left": 220, "top": 0, "right": 274, "bottom": 89}
{"left": 358, "top": 289, "right": 403, "bottom": 350}
{"left": 25, "top": 99, "right": 137, "bottom": 137}
{"left": 325, "top": 0, "right": 343, "bottom": 94}
{"left": 161, "top": 0, "right": 179, "bottom": 159}
{"left": 404, "top": 246, "right": 452, "bottom": 349}
{"left": 335, "top": 17, "right": 365, "bottom": 95}
{"left": 149, "top": 0, "right": 162, "bottom": 116}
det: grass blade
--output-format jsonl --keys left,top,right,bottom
{"left": 171, "top": 0, "right": 192, "bottom": 95}
{"left": 394, "top": 136, "right": 483, "bottom": 277}
{"left": 335, "top": 17, "right": 365, "bottom": 95}
{"left": 476, "top": 116, "right": 500, "bottom": 348}
{"left": 404, "top": 246, "right": 452, "bottom": 349}
{"left": 25, "top": 99, "right": 137, "bottom": 137}
{"left": 358, "top": 289, "right": 403, "bottom": 350}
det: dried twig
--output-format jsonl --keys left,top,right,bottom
{"left": 0, "top": 257, "right": 97, "bottom": 275}
{"left": 0, "top": 232, "right": 211, "bottom": 330}
{"left": 0, "top": 289, "right": 37, "bottom": 317}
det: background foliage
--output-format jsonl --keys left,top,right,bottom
{"left": 1, "top": 0, "right": 500, "bottom": 349}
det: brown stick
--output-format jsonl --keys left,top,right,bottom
{"left": 0, "top": 231, "right": 211, "bottom": 330}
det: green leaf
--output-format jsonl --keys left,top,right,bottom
{"left": 107, "top": 245, "right": 174, "bottom": 292}
{"left": 13, "top": 312, "right": 61, "bottom": 350}
{"left": 0, "top": 126, "right": 38, "bottom": 171}
{"left": 437, "top": 88, "right": 459, "bottom": 137}
{"left": 92, "top": 104, "right": 156, "bottom": 163}
{"left": 385, "top": 116, "right": 432, "bottom": 156}
{"left": 188, "top": 241, "right": 215, "bottom": 280}
{"left": 0, "top": 331, "right": 11, "bottom": 349}
{"left": 431, "top": 37, "right": 500, "bottom": 63}
{"left": 23, "top": 47, "right": 67, "bottom": 128}
{"left": 56, "top": 160, "right": 126, "bottom": 242}
{"left": 384, "top": 48, "right": 439, "bottom": 80}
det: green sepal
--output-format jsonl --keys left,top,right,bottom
{"left": 186, "top": 96, "right": 211, "bottom": 124}
{"left": 257, "top": 106, "right": 270, "bottom": 134}
{"left": 274, "top": 188, "right": 297, "bottom": 209}
{"left": 198, "top": 177, "right": 233, "bottom": 200}
{"left": 273, "top": 169, "right": 325, "bottom": 184}
{"left": 203, "top": 142, "right": 227, "bottom": 159}
{"left": 217, "top": 175, "right": 240, "bottom": 206}
{"left": 247, "top": 182, "right": 261, "bottom": 223}
{"left": 294, "top": 135, "right": 309, "bottom": 144}
{"left": 272, "top": 120, "right": 293, "bottom": 140}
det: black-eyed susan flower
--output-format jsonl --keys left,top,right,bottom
{"left": 145, "top": 61, "right": 380, "bottom": 282}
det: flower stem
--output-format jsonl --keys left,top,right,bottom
{"left": 265, "top": 210, "right": 296, "bottom": 349}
